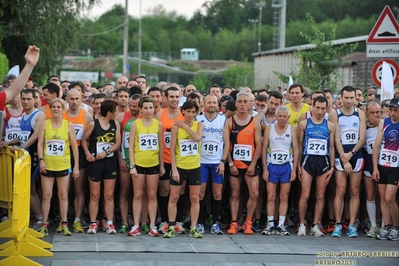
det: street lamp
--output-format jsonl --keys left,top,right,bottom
{"left": 255, "top": 1, "right": 266, "bottom": 53}
{"left": 248, "top": 19, "right": 258, "bottom": 52}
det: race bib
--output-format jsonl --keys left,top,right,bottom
{"left": 74, "top": 124, "right": 84, "bottom": 140}
{"left": 269, "top": 149, "right": 290, "bottom": 164}
{"left": 306, "top": 138, "right": 327, "bottom": 155}
{"left": 179, "top": 139, "right": 198, "bottom": 156}
{"left": 5, "top": 128, "right": 20, "bottom": 141}
{"left": 46, "top": 140, "right": 65, "bottom": 156}
{"left": 164, "top": 132, "right": 171, "bottom": 149}
{"left": 202, "top": 140, "right": 220, "bottom": 156}
{"left": 97, "top": 142, "right": 113, "bottom": 157}
{"left": 233, "top": 144, "right": 252, "bottom": 161}
{"left": 379, "top": 148, "right": 399, "bottom": 167}
{"left": 366, "top": 138, "right": 376, "bottom": 155}
{"left": 341, "top": 129, "right": 358, "bottom": 145}
{"left": 18, "top": 131, "right": 30, "bottom": 145}
{"left": 124, "top": 131, "right": 130, "bottom": 148}
{"left": 139, "top": 134, "right": 158, "bottom": 151}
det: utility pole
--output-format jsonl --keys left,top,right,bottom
{"left": 138, "top": 0, "right": 142, "bottom": 75}
{"left": 256, "top": 1, "right": 266, "bottom": 53}
{"left": 123, "top": 0, "right": 129, "bottom": 77}
{"left": 248, "top": 19, "right": 258, "bottom": 52}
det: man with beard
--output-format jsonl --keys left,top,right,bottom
{"left": 116, "top": 88, "right": 130, "bottom": 114}
{"left": 64, "top": 89, "right": 93, "bottom": 233}
{"left": 116, "top": 94, "right": 141, "bottom": 233}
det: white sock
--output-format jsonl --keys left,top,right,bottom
{"left": 267, "top": 216, "right": 274, "bottom": 225}
{"left": 107, "top": 220, "right": 113, "bottom": 226}
{"left": 74, "top": 218, "right": 80, "bottom": 222}
{"left": 366, "top": 201, "right": 377, "bottom": 226}
{"left": 278, "top": 215, "right": 286, "bottom": 226}
{"left": 36, "top": 215, "right": 43, "bottom": 221}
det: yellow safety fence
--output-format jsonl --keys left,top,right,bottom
{"left": 0, "top": 147, "right": 52, "bottom": 266}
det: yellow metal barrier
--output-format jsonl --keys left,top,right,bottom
{"left": 0, "top": 147, "right": 53, "bottom": 266}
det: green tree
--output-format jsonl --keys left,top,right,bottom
{"left": 0, "top": 0, "right": 97, "bottom": 79}
{"left": 189, "top": 72, "right": 212, "bottom": 92}
{"left": 0, "top": 52, "right": 8, "bottom": 79}
{"left": 222, "top": 61, "right": 254, "bottom": 88}
{"left": 275, "top": 14, "right": 357, "bottom": 91}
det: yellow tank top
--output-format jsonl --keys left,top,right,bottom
{"left": 43, "top": 119, "right": 71, "bottom": 171}
{"left": 286, "top": 103, "right": 310, "bottom": 127}
{"left": 176, "top": 121, "right": 200, "bottom": 170}
{"left": 134, "top": 118, "right": 160, "bottom": 167}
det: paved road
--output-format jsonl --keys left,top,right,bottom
{"left": 2, "top": 224, "right": 396, "bottom": 266}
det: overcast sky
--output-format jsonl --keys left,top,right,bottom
{"left": 87, "top": 0, "right": 207, "bottom": 19}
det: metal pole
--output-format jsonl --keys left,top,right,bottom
{"left": 138, "top": 0, "right": 142, "bottom": 75}
{"left": 123, "top": 0, "right": 128, "bottom": 77}
{"left": 258, "top": 7, "right": 262, "bottom": 53}
{"left": 280, "top": 0, "right": 286, "bottom": 49}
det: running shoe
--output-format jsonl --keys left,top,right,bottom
{"left": 39, "top": 226, "right": 48, "bottom": 236}
{"left": 297, "top": 223, "right": 306, "bottom": 236}
{"left": 148, "top": 225, "right": 159, "bottom": 237}
{"left": 163, "top": 227, "right": 175, "bottom": 238}
{"left": 190, "top": 227, "right": 203, "bottom": 238}
{"left": 102, "top": 219, "right": 107, "bottom": 232}
{"left": 175, "top": 222, "right": 186, "bottom": 234}
{"left": 32, "top": 221, "right": 43, "bottom": 231}
{"left": 261, "top": 223, "right": 274, "bottom": 236}
{"left": 205, "top": 214, "right": 213, "bottom": 226}
{"left": 73, "top": 220, "right": 84, "bottom": 233}
{"left": 243, "top": 221, "right": 253, "bottom": 235}
{"left": 347, "top": 225, "right": 358, "bottom": 238}
{"left": 237, "top": 219, "right": 243, "bottom": 232}
{"left": 252, "top": 220, "right": 261, "bottom": 232}
{"left": 106, "top": 224, "right": 117, "bottom": 234}
{"left": 128, "top": 225, "right": 141, "bottom": 236}
{"left": 353, "top": 219, "right": 360, "bottom": 230}
{"left": 366, "top": 225, "right": 376, "bottom": 238}
{"left": 286, "top": 216, "right": 295, "bottom": 227}
{"left": 141, "top": 224, "right": 149, "bottom": 234}
{"left": 310, "top": 224, "right": 324, "bottom": 237}
{"left": 56, "top": 222, "right": 62, "bottom": 233}
{"left": 277, "top": 224, "right": 289, "bottom": 236}
{"left": 227, "top": 222, "right": 238, "bottom": 235}
{"left": 119, "top": 224, "right": 128, "bottom": 234}
{"left": 211, "top": 222, "right": 223, "bottom": 235}
{"left": 317, "top": 222, "right": 327, "bottom": 234}
{"left": 158, "top": 222, "right": 168, "bottom": 233}
{"left": 62, "top": 225, "right": 72, "bottom": 236}
{"left": 87, "top": 223, "right": 98, "bottom": 234}
{"left": 327, "top": 221, "right": 335, "bottom": 233}
{"left": 80, "top": 218, "right": 89, "bottom": 229}
{"left": 376, "top": 227, "right": 389, "bottom": 240}
{"left": 197, "top": 224, "right": 205, "bottom": 234}
{"left": 388, "top": 227, "right": 398, "bottom": 241}
{"left": 331, "top": 224, "right": 342, "bottom": 237}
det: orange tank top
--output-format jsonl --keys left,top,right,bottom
{"left": 45, "top": 105, "right": 52, "bottom": 119}
{"left": 229, "top": 116, "right": 256, "bottom": 169}
{"left": 160, "top": 108, "right": 184, "bottom": 164}
{"left": 63, "top": 109, "right": 87, "bottom": 146}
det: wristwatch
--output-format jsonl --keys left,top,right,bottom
{"left": 229, "top": 162, "right": 234, "bottom": 168}
{"left": 130, "top": 164, "right": 136, "bottom": 169}
{"left": 106, "top": 149, "right": 111, "bottom": 155}
{"left": 351, "top": 149, "right": 357, "bottom": 155}
{"left": 221, "top": 159, "right": 227, "bottom": 164}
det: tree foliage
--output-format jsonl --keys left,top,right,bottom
{"left": 275, "top": 14, "right": 358, "bottom": 90}
{"left": 222, "top": 60, "right": 254, "bottom": 88}
{"left": 0, "top": 0, "right": 97, "bottom": 79}
{"left": 0, "top": 52, "right": 8, "bottom": 80}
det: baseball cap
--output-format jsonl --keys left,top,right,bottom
{"left": 389, "top": 98, "right": 399, "bottom": 108}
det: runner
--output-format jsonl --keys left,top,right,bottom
{"left": 128, "top": 97, "right": 164, "bottom": 237}
{"left": 163, "top": 101, "right": 204, "bottom": 238}
{"left": 82, "top": 100, "right": 121, "bottom": 234}
{"left": 372, "top": 98, "right": 399, "bottom": 241}
{"left": 39, "top": 83, "right": 60, "bottom": 119}
{"left": 329, "top": 86, "right": 366, "bottom": 238}
{"left": 261, "top": 106, "right": 299, "bottom": 236}
{"left": 297, "top": 96, "right": 335, "bottom": 237}
{"left": 37, "top": 98, "right": 79, "bottom": 236}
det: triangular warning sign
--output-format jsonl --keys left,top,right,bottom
{"left": 367, "top": 6, "right": 399, "bottom": 43}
